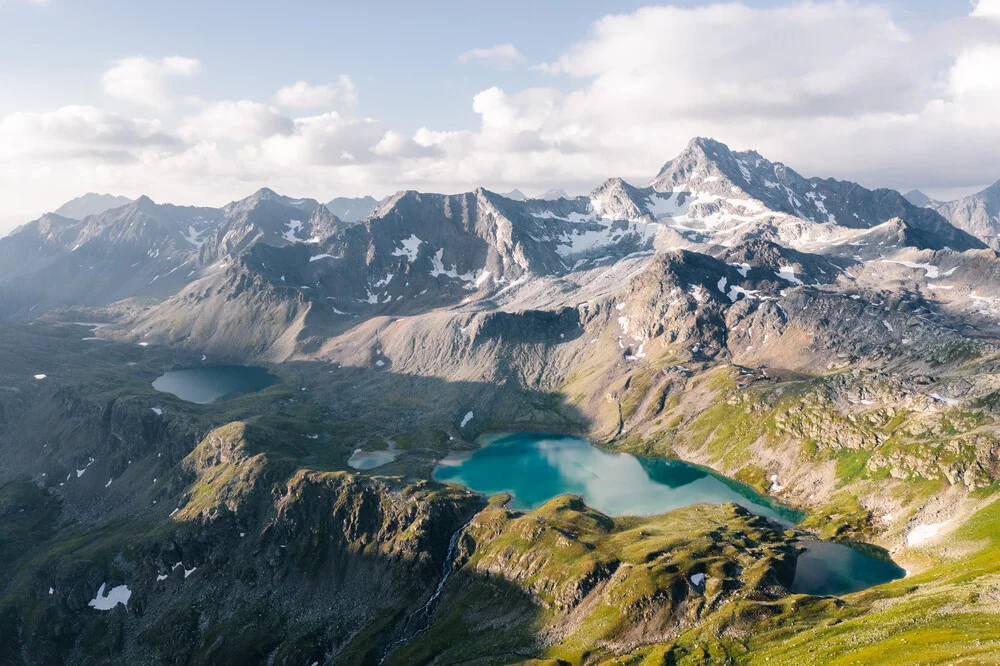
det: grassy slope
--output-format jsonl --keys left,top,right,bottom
{"left": 427, "top": 496, "right": 1000, "bottom": 666}
{"left": 7, "top": 322, "right": 1000, "bottom": 663}
{"left": 739, "top": 496, "right": 1000, "bottom": 666}
{"left": 391, "top": 498, "right": 797, "bottom": 665}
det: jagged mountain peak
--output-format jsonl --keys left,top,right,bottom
{"left": 250, "top": 186, "right": 281, "bottom": 202}
{"left": 643, "top": 137, "right": 986, "bottom": 251}
{"left": 903, "top": 189, "right": 942, "bottom": 208}
{"left": 933, "top": 177, "right": 1000, "bottom": 248}
{"left": 225, "top": 187, "right": 319, "bottom": 214}
{"left": 537, "top": 188, "right": 570, "bottom": 201}
{"left": 652, "top": 137, "right": 753, "bottom": 195}
{"left": 589, "top": 178, "right": 648, "bottom": 222}
{"left": 591, "top": 176, "right": 632, "bottom": 192}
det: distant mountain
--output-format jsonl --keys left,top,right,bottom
{"left": 0, "top": 188, "right": 341, "bottom": 319}
{"left": 325, "top": 195, "right": 378, "bottom": 223}
{"left": 537, "top": 188, "right": 569, "bottom": 200}
{"left": 501, "top": 189, "right": 527, "bottom": 201}
{"left": 932, "top": 180, "right": 1000, "bottom": 248}
{"left": 903, "top": 189, "right": 945, "bottom": 208}
{"left": 53, "top": 193, "right": 133, "bottom": 220}
{"left": 7, "top": 136, "right": 1000, "bottom": 665}
{"left": 0, "top": 137, "right": 986, "bottom": 335}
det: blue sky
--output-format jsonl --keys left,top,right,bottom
{"left": 0, "top": 1, "right": 997, "bottom": 229}
{"left": 0, "top": 1, "right": 974, "bottom": 124}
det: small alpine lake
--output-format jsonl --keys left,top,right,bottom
{"left": 433, "top": 432, "right": 905, "bottom": 596}
{"left": 152, "top": 365, "right": 278, "bottom": 404}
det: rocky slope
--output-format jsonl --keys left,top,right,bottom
{"left": 4, "top": 137, "right": 1000, "bottom": 663}
{"left": 932, "top": 179, "right": 1000, "bottom": 249}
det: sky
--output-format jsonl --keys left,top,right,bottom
{"left": 1, "top": 0, "right": 998, "bottom": 231}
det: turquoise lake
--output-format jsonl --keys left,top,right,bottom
{"left": 433, "top": 432, "right": 905, "bottom": 596}
{"left": 152, "top": 365, "right": 278, "bottom": 404}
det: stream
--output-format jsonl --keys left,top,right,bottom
{"left": 377, "top": 510, "right": 480, "bottom": 664}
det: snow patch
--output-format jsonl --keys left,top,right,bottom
{"left": 907, "top": 521, "right": 950, "bottom": 547}
{"left": 88, "top": 583, "right": 131, "bottom": 611}
{"left": 430, "top": 249, "right": 482, "bottom": 286}
{"left": 460, "top": 411, "right": 474, "bottom": 428}
{"left": 280, "top": 219, "right": 307, "bottom": 243}
{"left": 882, "top": 260, "right": 954, "bottom": 280}
{"left": 391, "top": 234, "right": 423, "bottom": 262}
{"left": 930, "top": 393, "right": 959, "bottom": 406}
{"left": 728, "top": 262, "right": 751, "bottom": 278}
{"left": 182, "top": 225, "right": 207, "bottom": 248}
{"left": 775, "top": 266, "right": 803, "bottom": 286}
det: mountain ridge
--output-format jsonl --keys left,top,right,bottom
{"left": 52, "top": 192, "right": 134, "bottom": 220}
{"left": 932, "top": 179, "right": 1000, "bottom": 248}
{"left": 6, "top": 136, "right": 1000, "bottom": 664}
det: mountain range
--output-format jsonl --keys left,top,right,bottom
{"left": 5, "top": 137, "right": 1000, "bottom": 664}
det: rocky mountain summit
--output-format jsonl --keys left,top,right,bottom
{"left": 932, "top": 179, "right": 1000, "bottom": 249}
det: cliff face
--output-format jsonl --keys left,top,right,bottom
{"left": 385, "top": 498, "right": 798, "bottom": 664}
{"left": 1, "top": 422, "right": 481, "bottom": 665}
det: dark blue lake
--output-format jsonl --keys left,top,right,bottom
{"left": 152, "top": 365, "right": 278, "bottom": 404}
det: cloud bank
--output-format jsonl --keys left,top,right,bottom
{"left": 3, "top": 2, "right": 1000, "bottom": 229}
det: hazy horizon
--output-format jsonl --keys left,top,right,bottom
{"left": 2, "top": 0, "right": 1000, "bottom": 231}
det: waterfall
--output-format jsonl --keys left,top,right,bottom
{"left": 377, "top": 510, "right": 479, "bottom": 664}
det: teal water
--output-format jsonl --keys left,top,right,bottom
{"left": 433, "top": 432, "right": 905, "bottom": 596}
{"left": 152, "top": 366, "right": 278, "bottom": 404}
{"left": 433, "top": 433, "right": 801, "bottom": 523}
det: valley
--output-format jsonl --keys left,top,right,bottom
{"left": 3, "top": 138, "right": 1000, "bottom": 664}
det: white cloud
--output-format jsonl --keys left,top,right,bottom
{"left": 101, "top": 56, "right": 201, "bottom": 108}
{"left": 950, "top": 44, "right": 1000, "bottom": 101}
{"left": 179, "top": 101, "right": 294, "bottom": 142}
{"left": 414, "top": 2, "right": 1000, "bottom": 194}
{"left": 0, "top": 105, "right": 173, "bottom": 160}
{"left": 540, "top": 4, "right": 919, "bottom": 119}
{"left": 7, "top": 2, "right": 1000, "bottom": 231}
{"left": 972, "top": 0, "right": 1000, "bottom": 20}
{"left": 458, "top": 43, "right": 526, "bottom": 69}
{"left": 243, "top": 111, "right": 385, "bottom": 168}
{"left": 273, "top": 76, "right": 357, "bottom": 108}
